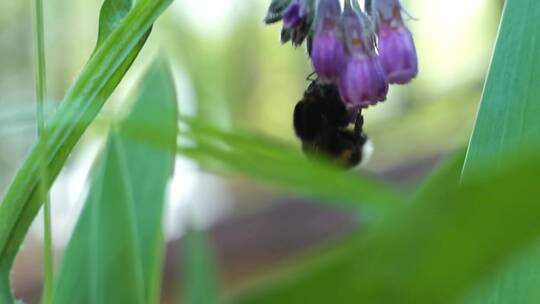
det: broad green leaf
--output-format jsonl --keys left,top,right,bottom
{"left": 234, "top": 149, "right": 540, "bottom": 304}
{"left": 118, "top": 60, "right": 177, "bottom": 303}
{"left": 463, "top": 0, "right": 540, "bottom": 172}
{"left": 460, "top": 0, "right": 540, "bottom": 302}
{"left": 53, "top": 134, "right": 145, "bottom": 304}
{"left": 0, "top": 0, "right": 173, "bottom": 301}
{"left": 464, "top": 247, "right": 540, "bottom": 304}
{"left": 181, "top": 228, "right": 219, "bottom": 304}
{"left": 53, "top": 60, "right": 177, "bottom": 303}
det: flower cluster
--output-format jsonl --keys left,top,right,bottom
{"left": 265, "top": 0, "right": 418, "bottom": 108}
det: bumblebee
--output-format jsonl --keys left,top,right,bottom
{"left": 293, "top": 80, "right": 369, "bottom": 169}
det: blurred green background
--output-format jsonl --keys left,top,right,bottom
{"left": 0, "top": 0, "right": 502, "bottom": 302}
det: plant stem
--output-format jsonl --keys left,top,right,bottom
{"left": 365, "top": 0, "right": 376, "bottom": 16}
{"left": 32, "top": 0, "right": 53, "bottom": 302}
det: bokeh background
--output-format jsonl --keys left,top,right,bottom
{"left": 0, "top": 0, "right": 502, "bottom": 302}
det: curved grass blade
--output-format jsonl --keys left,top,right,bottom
{"left": 178, "top": 117, "right": 402, "bottom": 216}
{"left": 0, "top": 103, "right": 403, "bottom": 216}
{"left": 53, "top": 60, "right": 177, "bottom": 304}
{"left": 233, "top": 149, "right": 540, "bottom": 304}
{"left": 460, "top": 0, "right": 540, "bottom": 302}
{"left": 0, "top": 0, "right": 173, "bottom": 301}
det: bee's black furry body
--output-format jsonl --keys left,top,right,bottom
{"left": 293, "top": 80, "right": 369, "bottom": 169}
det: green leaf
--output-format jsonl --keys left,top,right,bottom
{"left": 118, "top": 60, "right": 177, "bottom": 303}
{"left": 233, "top": 149, "right": 540, "bottom": 304}
{"left": 53, "top": 60, "right": 177, "bottom": 303}
{"left": 53, "top": 134, "right": 145, "bottom": 304}
{"left": 96, "top": 0, "right": 134, "bottom": 48}
{"left": 181, "top": 228, "right": 219, "bottom": 304}
{"left": 460, "top": 0, "right": 540, "bottom": 302}
{"left": 413, "top": 146, "right": 467, "bottom": 201}
{"left": 462, "top": 0, "right": 540, "bottom": 172}
{"left": 178, "top": 117, "right": 402, "bottom": 216}
{"left": 0, "top": 0, "right": 173, "bottom": 301}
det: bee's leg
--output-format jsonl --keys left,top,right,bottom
{"left": 354, "top": 111, "right": 364, "bottom": 137}
{"left": 354, "top": 111, "right": 368, "bottom": 145}
{"left": 307, "top": 35, "right": 313, "bottom": 56}
{"left": 306, "top": 71, "right": 317, "bottom": 81}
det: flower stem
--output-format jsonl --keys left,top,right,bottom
{"left": 32, "top": 0, "right": 53, "bottom": 302}
{"left": 365, "top": 0, "right": 376, "bottom": 16}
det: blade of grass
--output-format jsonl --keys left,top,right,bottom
{"left": 0, "top": 0, "right": 173, "bottom": 301}
{"left": 177, "top": 117, "right": 402, "bottom": 216}
{"left": 233, "top": 148, "right": 540, "bottom": 304}
{"left": 53, "top": 59, "right": 177, "bottom": 303}
{"left": 460, "top": 0, "right": 540, "bottom": 302}
{"left": 31, "top": 0, "right": 53, "bottom": 302}
{"left": 181, "top": 228, "right": 219, "bottom": 304}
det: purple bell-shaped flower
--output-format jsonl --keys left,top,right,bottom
{"left": 338, "top": 1, "right": 388, "bottom": 107}
{"left": 376, "top": 0, "right": 418, "bottom": 84}
{"left": 310, "top": 0, "right": 347, "bottom": 82}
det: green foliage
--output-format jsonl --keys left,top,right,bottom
{"left": 462, "top": 0, "right": 540, "bottom": 302}
{"left": 233, "top": 149, "right": 540, "bottom": 304}
{"left": 414, "top": 147, "right": 467, "bottom": 201}
{"left": 179, "top": 117, "right": 401, "bottom": 216}
{"left": 463, "top": 0, "right": 540, "bottom": 172}
{"left": 119, "top": 61, "right": 177, "bottom": 303}
{"left": 96, "top": 0, "right": 133, "bottom": 48}
{"left": 53, "top": 134, "right": 146, "bottom": 304}
{"left": 227, "top": 0, "right": 540, "bottom": 303}
{"left": 182, "top": 228, "right": 219, "bottom": 304}
{"left": 53, "top": 60, "right": 177, "bottom": 304}
{"left": 31, "top": 0, "right": 53, "bottom": 300}
{"left": 0, "top": 0, "right": 173, "bottom": 301}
